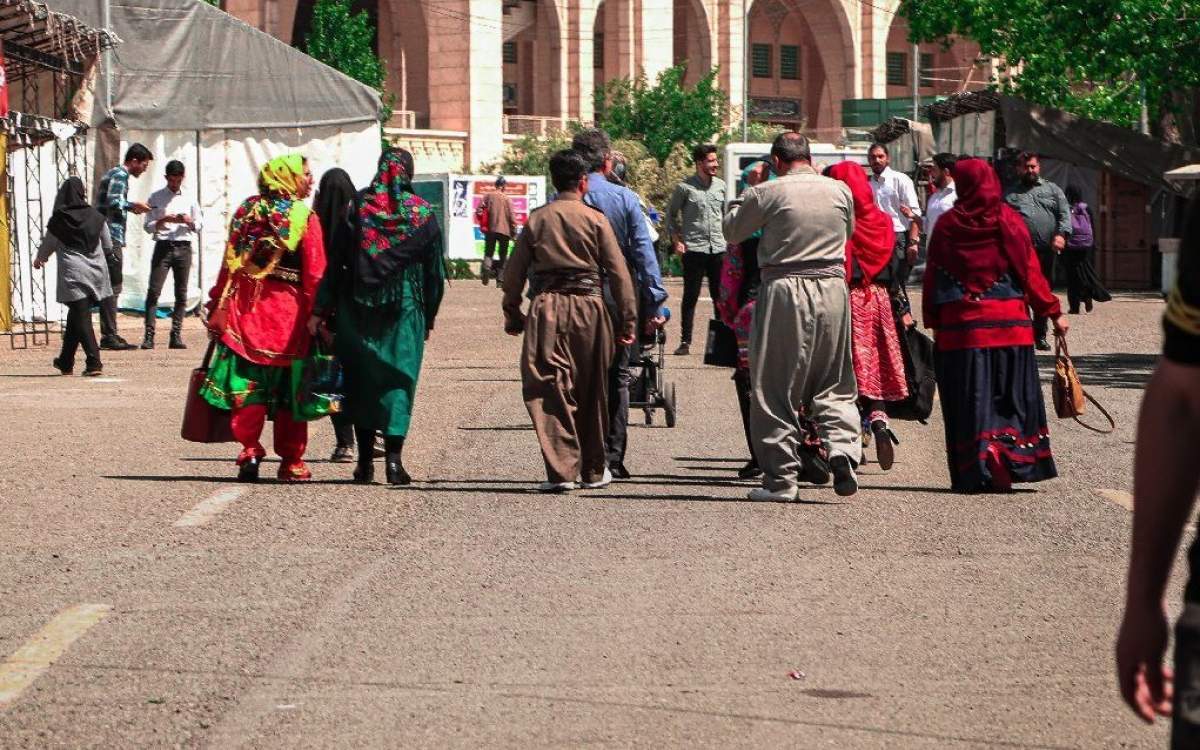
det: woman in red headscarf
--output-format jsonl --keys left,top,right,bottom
{"left": 827, "top": 161, "right": 907, "bottom": 470}
{"left": 923, "top": 158, "right": 1068, "bottom": 493}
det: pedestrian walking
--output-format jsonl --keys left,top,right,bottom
{"left": 1004, "top": 152, "right": 1072, "bottom": 350}
{"left": 199, "top": 154, "right": 325, "bottom": 482}
{"left": 923, "top": 152, "right": 959, "bottom": 239}
{"left": 479, "top": 176, "right": 517, "bottom": 286}
{"left": 665, "top": 143, "right": 726, "bottom": 355}
{"left": 571, "top": 127, "right": 668, "bottom": 479}
{"left": 501, "top": 149, "right": 637, "bottom": 493}
{"left": 1115, "top": 195, "right": 1200, "bottom": 747}
{"left": 311, "top": 167, "right": 361, "bottom": 463}
{"left": 723, "top": 132, "right": 860, "bottom": 501}
{"left": 827, "top": 161, "right": 907, "bottom": 470}
{"left": 33, "top": 177, "right": 113, "bottom": 377}
{"left": 867, "top": 142, "right": 921, "bottom": 322}
{"left": 96, "top": 143, "right": 153, "bottom": 350}
{"left": 309, "top": 149, "right": 445, "bottom": 485}
{"left": 140, "top": 160, "right": 201, "bottom": 350}
{"left": 922, "top": 158, "right": 1067, "bottom": 493}
{"left": 1062, "top": 185, "right": 1110, "bottom": 314}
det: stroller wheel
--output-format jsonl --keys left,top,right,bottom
{"left": 664, "top": 382, "right": 677, "bottom": 428}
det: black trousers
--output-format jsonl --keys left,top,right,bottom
{"left": 60, "top": 297, "right": 101, "bottom": 370}
{"left": 733, "top": 368, "right": 756, "bottom": 464}
{"left": 1032, "top": 245, "right": 1058, "bottom": 340}
{"left": 606, "top": 341, "right": 635, "bottom": 467}
{"left": 1174, "top": 600, "right": 1200, "bottom": 748}
{"left": 144, "top": 241, "right": 192, "bottom": 332}
{"left": 484, "top": 233, "right": 510, "bottom": 267}
{"left": 680, "top": 250, "right": 724, "bottom": 344}
{"left": 98, "top": 246, "right": 124, "bottom": 338}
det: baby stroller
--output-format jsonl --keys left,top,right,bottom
{"left": 628, "top": 325, "right": 678, "bottom": 427}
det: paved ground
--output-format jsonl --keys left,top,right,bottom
{"left": 0, "top": 280, "right": 1178, "bottom": 748}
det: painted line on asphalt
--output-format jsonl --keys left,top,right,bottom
{"left": 85, "top": 378, "right": 125, "bottom": 383}
{"left": 0, "top": 603, "right": 112, "bottom": 710}
{"left": 1095, "top": 488, "right": 1133, "bottom": 511}
{"left": 174, "top": 486, "right": 247, "bottom": 527}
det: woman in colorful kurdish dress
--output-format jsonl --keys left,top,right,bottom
{"left": 309, "top": 149, "right": 445, "bottom": 485}
{"left": 200, "top": 154, "right": 325, "bottom": 482}
{"left": 827, "top": 161, "right": 907, "bottom": 470}
{"left": 922, "top": 158, "right": 1068, "bottom": 493}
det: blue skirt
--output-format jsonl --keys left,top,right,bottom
{"left": 934, "top": 345, "right": 1057, "bottom": 493}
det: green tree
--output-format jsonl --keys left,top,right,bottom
{"left": 595, "top": 64, "right": 729, "bottom": 164}
{"left": 304, "top": 0, "right": 385, "bottom": 92}
{"left": 900, "top": 0, "right": 1200, "bottom": 139}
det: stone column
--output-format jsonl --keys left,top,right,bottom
{"left": 637, "top": 0, "right": 674, "bottom": 81}
{"left": 428, "top": 0, "right": 505, "bottom": 169}
{"left": 717, "top": 0, "right": 747, "bottom": 128}
{"left": 567, "top": 0, "right": 598, "bottom": 122}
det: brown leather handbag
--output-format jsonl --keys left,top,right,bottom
{"left": 1052, "top": 334, "right": 1115, "bottom": 434}
{"left": 181, "top": 341, "right": 235, "bottom": 443}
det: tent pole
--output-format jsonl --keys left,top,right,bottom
{"left": 195, "top": 130, "right": 202, "bottom": 301}
{"left": 101, "top": 0, "right": 112, "bottom": 119}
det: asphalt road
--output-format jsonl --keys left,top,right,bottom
{"left": 0, "top": 280, "right": 1176, "bottom": 748}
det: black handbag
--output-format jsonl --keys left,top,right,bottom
{"left": 703, "top": 318, "right": 738, "bottom": 368}
{"left": 886, "top": 324, "right": 937, "bottom": 422}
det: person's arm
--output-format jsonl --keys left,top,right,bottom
{"left": 33, "top": 234, "right": 60, "bottom": 268}
{"left": 104, "top": 170, "right": 129, "bottom": 213}
{"left": 722, "top": 186, "right": 766, "bottom": 245}
{"left": 505, "top": 194, "right": 516, "bottom": 231}
{"left": 664, "top": 184, "right": 685, "bottom": 250}
{"left": 1052, "top": 185, "right": 1071, "bottom": 252}
{"left": 625, "top": 194, "right": 668, "bottom": 310}
{"left": 299, "top": 216, "right": 327, "bottom": 319}
{"left": 422, "top": 218, "right": 446, "bottom": 332}
{"left": 501, "top": 224, "right": 534, "bottom": 334}
{"left": 596, "top": 217, "right": 637, "bottom": 342}
{"left": 1117, "top": 359, "right": 1200, "bottom": 723}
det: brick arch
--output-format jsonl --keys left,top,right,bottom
{"left": 673, "top": 0, "right": 714, "bottom": 84}
{"left": 505, "top": 0, "right": 567, "bottom": 117}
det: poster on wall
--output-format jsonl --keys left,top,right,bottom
{"left": 414, "top": 173, "right": 546, "bottom": 260}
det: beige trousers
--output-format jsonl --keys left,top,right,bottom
{"left": 749, "top": 276, "right": 861, "bottom": 493}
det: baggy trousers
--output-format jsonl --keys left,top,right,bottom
{"left": 749, "top": 275, "right": 861, "bottom": 494}
{"left": 521, "top": 291, "right": 614, "bottom": 484}
{"left": 230, "top": 403, "right": 308, "bottom": 466}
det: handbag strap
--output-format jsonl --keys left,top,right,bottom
{"left": 1073, "top": 389, "right": 1117, "bottom": 434}
{"left": 1054, "top": 331, "right": 1071, "bottom": 359}
{"left": 200, "top": 339, "right": 217, "bottom": 369}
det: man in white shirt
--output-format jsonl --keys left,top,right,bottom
{"left": 923, "top": 152, "right": 959, "bottom": 240}
{"left": 867, "top": 143, "right": 921, "bottom": 311}
{"left": 141, "top": 160, "right": 202, "bottom": 349}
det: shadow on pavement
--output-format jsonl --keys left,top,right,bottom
{"left": 1037, "top": 352, "right": 1157, "bottom": 390}
{"left": 102, "top": 474, "right": 351, "bottom": 486}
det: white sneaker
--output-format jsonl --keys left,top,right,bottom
{"left": 537, "top": 480, "right": 576, "bottom": 493}
{"left": 748, "top": 487, "right": 798, "bottom": 502}
{"left": 580, "top": 468, "right": 613, "bottom": 489}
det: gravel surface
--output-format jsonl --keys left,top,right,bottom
{"left": 0, "top": 281, "right": 1177, "bottom": 747}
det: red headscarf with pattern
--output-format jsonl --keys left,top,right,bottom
{"left": 827, "top": 161, "right": 895, "bottom": 286}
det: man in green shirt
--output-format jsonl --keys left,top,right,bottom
{"left": 665, "top": 144, "right": 727, "bottom": 355}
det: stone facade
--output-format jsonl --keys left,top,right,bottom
{"left": 227, "top": 0, "right": 980, "bottom": 168}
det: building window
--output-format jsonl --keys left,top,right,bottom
{"left": 886, "top": 51, "right": 907, "bottom": 86}
{"left": 780, "top": 45, "right": 800, "bottom": 80}
{"left": 503, "top": 42, "right": 518, "bottom": 65}
{"left": 752, "top": 43, "right": 772, "bottom": 78}
{"left": 919, "top": 52, "right": 934, "bottom": 87}
{"left": 594, "top": 33, "right": 604, "bottom": 69}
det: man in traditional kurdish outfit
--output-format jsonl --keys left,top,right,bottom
{"left": 723, "top": 132, "right": 860, "bottom": 501}
{"left": 309, "top": 149, "right": 445, "bottom": 485}
{"left": 200, "top": 155, "right": 325, "bottom": 482}
{"left": 501, "top": 150, "right": 637, "bottom": 493}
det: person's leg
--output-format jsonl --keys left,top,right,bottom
{"left": 803, "top": 278, "right": 863, "bottom": 491}
{"left": 605, "top": 342, "right": 632, "bottom": 475}
{"left": 273, "top": 407, "right": 310, "bottom": 480}
{"left": 678, "top": 251, "right": 705, "bottom": 349}
{"left": 496, "top": 236, "right": 510, "bottom": 271}
{"left": 351, "top": 424, "right": 375, "bottom": 481}
{"left": 230, "top": 403, "right": 268, "bottom": 480}
{"left": 705, "top": 252, "right": 725, "bottom": 318}
{"left": 733, "top": 368, "right": 760, "bottom": 477}
{"left": 1063, "top": 249, "right": 1083, "bottom": 314}
{"left": 383, "top": 434, "right": 409, "bottom": 485}
{"left": 141, "top": 243, "right": 170, "bottom": 347}
{"left": 99, "top": 247, "right": 124, "bottom": 342}
{"left": 1032, "top": 245, "right": 1056, "bottom": 343}
{"left": 573, "top": 296, "right": 614, "bottom": 485}
{"left": 56, "top": 299, "right": 83, "bottom": 372}
{"left": 748, "top": 279, "right": 804, "bottom": 498}
{"left": 522, "top": 295, "right": 581, "bottom": 486}
{"left": 482, "top": 233, "right": 497, "bottom": 284}
{"left": 169, "top": 245, "right": 191, "bottom": 347}
{"left": 78, "top": 300, "right": 102, "bottom": 372}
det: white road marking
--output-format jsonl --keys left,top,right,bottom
{"left": 0, "top": 603, "right": 112, "bottom": 710}
{"left": 85, "top": 378, "right": 125, "bottom": 383}
{"left": 1095, "top": 488, "right": 1133, "bottom": 511}
{"left": 174, "top": 486, "right": 247, "bottom": 527}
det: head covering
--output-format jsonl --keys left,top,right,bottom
{"left": 926, "top": 158, "right": 1034, "bottom": 294}
{"left": 354, "top": 148, "right": 440, "bottom": 288}
{"left": 47, "top": 176, "right": 106, "bottom": 251}
{"left": 827, "top": 161, "right": 894, "bottom": 284}
{"left": 314, "top": 168, "right": 357, "bottom": 255}
{"left": 223, "top": 154, "right": 312, "bottom": 279}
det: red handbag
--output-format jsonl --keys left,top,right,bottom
{"left": 181, "top": 341, "right": 236, "bottom": 443}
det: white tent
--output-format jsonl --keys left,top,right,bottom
{"left": 44, "top": 0, "right": 383, "bottom": 317}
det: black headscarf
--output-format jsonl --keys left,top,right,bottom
{"left": 47, "top": 177, "right": 106, "bottom": 251}
{"left": 314, "top": 168, "right": 357, "bottom": 258}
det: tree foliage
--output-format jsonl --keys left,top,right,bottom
{"left": 304, "top": 0, "right": 385, "bottom": 92}
{"left": 901, "top": 0, "right": 1200, "bottom": 136}
{"left": 595, "top": 64, "right": 729, "bottom": 164}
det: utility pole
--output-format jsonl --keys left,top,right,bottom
{"left": 911, "top": 42, "right": 920, "bottom": 121}
{"left": 741, "top": 1, "right": 749, "bottom": 141}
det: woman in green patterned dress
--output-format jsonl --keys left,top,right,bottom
{"left": 308, "top": 148, "right": 445, "bottom": 485}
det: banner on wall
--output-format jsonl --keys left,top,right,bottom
{"left": 412, "top": 174, "right": 546, "bottom": 260}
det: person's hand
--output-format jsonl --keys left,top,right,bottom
{"left": 1053, "top": 234, "right": 1067, "bottom": 253}
{"left": 619, "top": 330, "right": 636, "bottom": 346}
{"left": 644, "top": 314, "right": 667, "bottom": 335}
{"left": 1116, "top": 601, "right": 1174, "bottom": 723}
{"left": 673, "top": 239, "right": 686, "bottom": 256}
{"left": 130, "top": 201, "right": 151, "bottom": 215}
{"left": 183, "top": 216, "right": 196, "bottom": 231}
{"left": 33, "top": 257, "right": 43, "bottom": 270}
{"left": 306, "top": 315, "right": 322, "bottom": 336}
{"left": 899, "top": 205, "right": 915, "bottom": 220}
{"left": 900, "top": 312, "right": 914, "bottom": 329}
{"left": 1052, "top": 315, "right": 1070, "bottom": 337}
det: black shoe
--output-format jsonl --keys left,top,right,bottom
{"left": 237, "top": 457, "right": 261, "bottom": 483}
{"left": 1035, "top": 338, "right": 1052, "bottom": 351}
{"left": 140, "top": 330, "right": 155, "bottom": 349}
{"left": 81, "top": 366, "right": 103, "bottom": 377}
{"left": 737, "top": 460, "right": 762, "bottom": 479}
{"left": 169, "top": 333, "right": 187, "bottom": 350}
{"left": 385, "top": 459, "right": 411, "bottom": 486}
{"left": 871, "top": 420, "right": 897, "bottom": 471}
{"left": 52, "top": 357, "right": 72, "bottom": 375}
{"left": 353, "top": 461, "right": 375, "bottom": 484}
{"left": 609, "top": 462, "right": 631, "bottom": 479}
{"left": 830, "top": 455, "right": 857, "bottom": 497}
{"left": 101, "top": 335, "right": 137, "bottom": 351}
{"left": 1068, "top": 307, "right": 1080, "bottom": 315}
{"left": 480, "top": 259, "right": 492, "bottom": 285}
{"left": 330, "top": 445, "right": 355, "bottom": 463}
{"left": 1084, "top": 299, "right": 1094, "bottom": 313}
{"left": 799, "top": 453, "right": 831, "bottom": 485}
{"left": 673, "top": 342, "right": 690, "bottom": 356}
